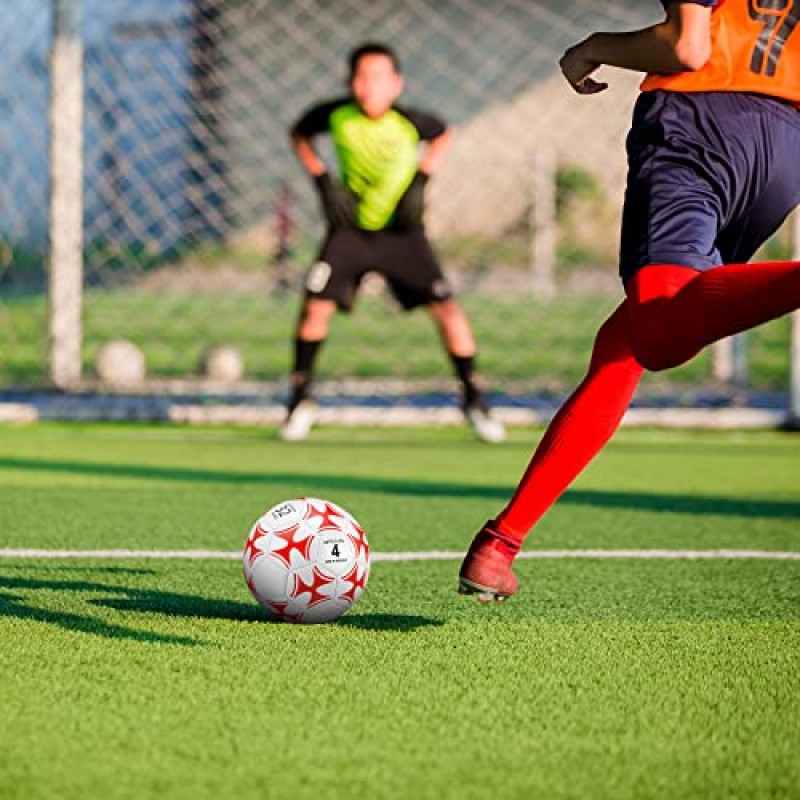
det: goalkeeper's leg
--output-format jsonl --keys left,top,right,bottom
{"left": 281, "top": 299, "right": 336, "bottom": 441}
{"left": 427, "top": 299, "right": 506, "bottom": 443}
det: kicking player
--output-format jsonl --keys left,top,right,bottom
{"left": 281, "top": 42, "right": 505, "bottom": 443}
{"left": 459, "top": 0, "right": 800, "bottom": 601}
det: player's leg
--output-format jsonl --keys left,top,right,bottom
{"left": 281, "top": 298, "right": 336, "bottom": 441}
{"left": 458, "top": 92, "right": 677, "bottom": 593}
{"left": 378, "top": 228, "right": 506, "bottom": 442}
{"left": 459, "top": 92, "right": 800, "bottom": 599}
{"left": 457, "top": 265, "right": 784, "bottom": 599}
{"left": 281, "top": 230, "right": 366, "bottom": 441}
{"left": 425, "top": 298, "right": 506, "bottom": 443}
{"left": 425, "top": 297, "right": 479, "bottom": 410}
{"left": 627, "top": 260, "right": 800, "bottom": 372}
{"left": 623, "top": 91, "right": 800, "bottom": 370}
{"left": 458, "top": 303, "right": 643, "bottom": 600}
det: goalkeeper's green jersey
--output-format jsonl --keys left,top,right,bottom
{"left": 291, "top": 98, "right": 446, "bottom": 231}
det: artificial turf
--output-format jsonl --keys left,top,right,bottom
{"left": 0, "top": 423, "right": 798, "bottom": 799}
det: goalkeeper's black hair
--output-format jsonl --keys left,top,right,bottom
{"left": 348, "top": 42, "right": 401, "bottom": 78}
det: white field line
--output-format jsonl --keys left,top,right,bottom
{"left": 0, "top": 548, "right": 798, "bottom": 561}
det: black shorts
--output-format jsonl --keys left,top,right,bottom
{"left": 619, "top": 91, "right": 800, "bottom": 284}
{"left": 304, "top": 227, "right": 453, "bottom": 312}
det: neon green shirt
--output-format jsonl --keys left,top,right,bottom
{"left": 291, "top": 98, "right": 446, "bottom": 230}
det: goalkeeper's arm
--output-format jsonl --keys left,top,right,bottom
{"left": 418, "top": 128, "right": 452, "bottom": 177}
{"left": 290, "top": 133, "right": 357, "bottom": 229}
{"left": 392, "top": 129, "right": 452, "bottom": 229}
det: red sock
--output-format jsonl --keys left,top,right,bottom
{"left": 628, "top": 261, "right": 800, "bottom": 371}
{"left": 495, "top": 304, "right": 643, "bottom": 541}
{"left": 493, "top": 258, "right": 800, "bottom": 546}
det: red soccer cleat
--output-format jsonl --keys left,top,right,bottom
{"left": 458, "top": 522, "right": 520, "bottom": 603}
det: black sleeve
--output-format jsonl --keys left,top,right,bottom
{"left": 394, "top": 105, "right": 448, "bottom": 141}
{"left": 660, "top": 0, "right": 716, "bottom": 8}
{"left": 289, "top": 97, "right": 349, "bottom": 138}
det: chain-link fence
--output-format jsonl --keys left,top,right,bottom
{"left": 1, "top": 0, "right": 799, "bottom": 416}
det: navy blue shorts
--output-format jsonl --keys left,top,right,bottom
{"left": 305, "top": 227, "right": 453, "bottom": 312}
{"left": 619, "top": 91, "right": 800, "bottom": 284}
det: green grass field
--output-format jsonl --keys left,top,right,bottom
{"left": 0, "top": 423, "right": 798, "bottom": 800}
{"left": 0, "top": 289, "right": 792, "bottom": 390}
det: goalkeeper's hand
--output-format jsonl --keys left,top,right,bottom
{"left": 313, "top": 173, "right": 358, "bottom": 230}
{"left": 392, "top": 170, "right": 429, "bottom": 230}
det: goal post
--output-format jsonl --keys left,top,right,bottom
{"left": 48, "top": 0, "right": 84, "bottom": 387}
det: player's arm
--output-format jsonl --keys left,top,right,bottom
{"left": 289, "top": 100, "right": 337, "bottom": 176}
{"left": 290, "top": 132, "right": 326, "bottom": 178}
{"left": 418, "top": 128, "right": 452, "bottom": 177}
{"left": 391, "top": 110, "right": 450, "bottom": 229}
{"left": 289, "top": 100, "right": 357, "bottom": 229}
{"left": 560, "top": 2, "right": 713, "bottom": 95}
{"left": 390, "top": 128, "right": 451, "bottom": 226}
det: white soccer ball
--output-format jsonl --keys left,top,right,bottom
{"left": 243, "top": 497, "right": 370, "bottom": 624}
{"left": 200, "top": 345, "right": 244, "bottom": 382}
{"left": 95, "top": 339, "right": 146, "bottom": 387}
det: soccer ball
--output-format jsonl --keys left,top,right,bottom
{"left": 243, "top": 497, "right": 370, "bottom": 624}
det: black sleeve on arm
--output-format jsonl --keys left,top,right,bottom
{"left": 659, "top": 0, "right": 716, "bottom": 8}
{"left": 394, "top": 105, "right": 448, "bottom": 141}
{"left": 289, "top": 97, "right": 348, "bottom": 138}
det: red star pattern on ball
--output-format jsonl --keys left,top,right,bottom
{"left": 348, "top": 525, "right": 369, "bottom": 560}
{"left": 305, "top": 500, "right": 344, "bottom": 531}
{"left": 294, "top": 566, "right": 336, "bottom": 608}
{"left": 265, "top": 600, "right": 304, "bottom": 624}
{"left": 243, "top": 524, "right": 268, "bottom": 567}
{"left": 270, "top": 523, "right": 310, "bottom": 568}
{"left": 340, "top": 563, "right": 368, "bottom": 603}
{"left": 265, "top": 600, "right": 290, "bottom": 620}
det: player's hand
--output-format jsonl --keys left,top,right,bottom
{"left": 313, "top": 173, "right": 358, "bottom": 229}
{"left": 392, "top": 171, "right": 429, "bottom": 230}
{"left": 559, "top": 38, "right": 608, "bottom": 95}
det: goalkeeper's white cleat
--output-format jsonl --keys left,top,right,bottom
{"left": 464, "top": 404, "right": 506, "bottom": 443}
{"left": 279, "top": 399, "right": 317, "bottom": 442}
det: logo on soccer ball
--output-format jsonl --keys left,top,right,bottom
{"left": 243, "top": 497, "right": 370, "bottom": 624}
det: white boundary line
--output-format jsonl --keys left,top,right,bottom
{"left": 0, "top": 548, "right": 798, "bottom": 561}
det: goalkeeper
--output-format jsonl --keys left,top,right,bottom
{"left": 281, "top": 42, "right": 505, "bottom": 443}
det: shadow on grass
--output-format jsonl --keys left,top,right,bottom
{"left": 337, "top": 613, "right": 443, "bottom": 631}
{"left": 0, "top": 564, "right": 156, "bottom": 575}
{"left": 0, "top": 574, "right": 261, "bottom": 645}
{"left": 94, "top": 594, "right": 442, "bottom": 630}
{"left": 91, "top": 591, "right": 263, "bottom": 622}
{"left": 0, "top": 589, "right": 203, "bottom": 645}
{"left": 1, "top": 456, "right": 799, "bottom": 520}
{"left": 0, "top": 573, "right": 443, "bottom": 638}
{"left": 94, "top": 597, "right": 442, "bottom": 631}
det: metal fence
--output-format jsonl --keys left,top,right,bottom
{"left": 1, "top": 0, "right": 799, "bottom": 419}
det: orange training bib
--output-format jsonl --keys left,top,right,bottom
{"left": 641, "top": 0, "right": 800, "bottom": 104}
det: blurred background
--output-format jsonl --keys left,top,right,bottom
{"left": 1, "top": 0, "right": 798, "bottom": 421}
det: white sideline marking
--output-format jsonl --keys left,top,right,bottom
{"left": 0, "top": 548, "right": 798, "bottom": 561}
